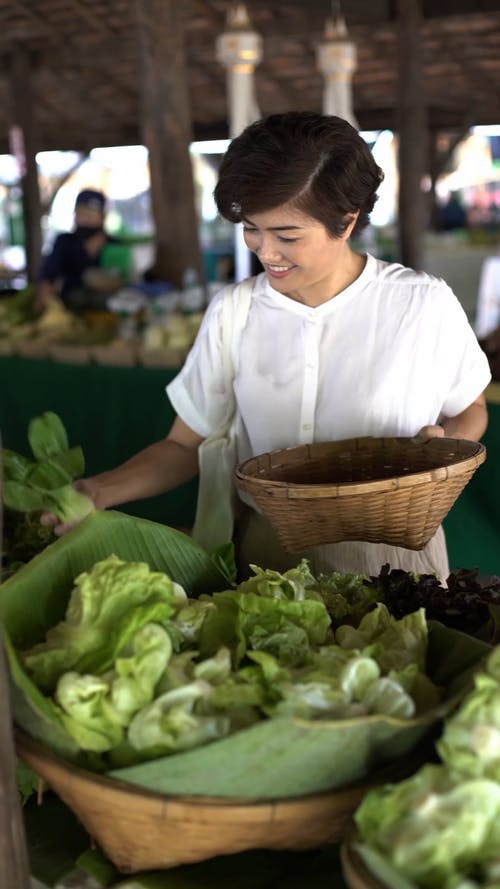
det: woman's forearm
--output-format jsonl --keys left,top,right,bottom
{"left": 441, "top": 396, "right": 488, "bottom": 441}
{"left": 83, "top": 438, "right": 200, "bottom": 511}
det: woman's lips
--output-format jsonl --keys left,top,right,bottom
{"left": 265, "top": 265, "right": 296, "bottom": 279}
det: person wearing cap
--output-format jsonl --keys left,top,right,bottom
{"left": 36, "top": 188, "right": 123, "bottom": 312}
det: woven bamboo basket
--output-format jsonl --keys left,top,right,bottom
{"left": 235, "top": 436, "right": 486, "bottom": 553}
{"left": 341, "top": 837, "right": 388, "bottom": 889}
{"left": 16, "top": 731, "right": 419, "bottom": 874}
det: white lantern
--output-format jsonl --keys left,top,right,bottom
{"left": 316, "top": 15, "right": 358, "bottom": 129}
{"left": 216, "top": 4, "right": 263, "bottom": 139}
{"left": 216, "top": 4, "right": 263, "bottom": 281}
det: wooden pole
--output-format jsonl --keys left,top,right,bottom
{"left": 396, "top": 0, "right": 427, "bottom": 270}
{"left": 0, "top": 639, "right": 31, "bottom": 888}
{"left": 9, "top": 47, "right": 43, "bottom": 286}
{"left": 136, "top": 0, "right": 204, "bottom": 288}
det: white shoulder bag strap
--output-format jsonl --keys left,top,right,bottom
{"left": 191, "top": 277, "right": 256, "bottom": 552}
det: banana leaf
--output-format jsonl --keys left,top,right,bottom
{"left": 1, "top": 513, "right": 491, "bottom": 798}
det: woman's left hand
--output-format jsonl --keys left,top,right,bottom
{"left": 414, "top": 424, "right": 445, "bottom": 442}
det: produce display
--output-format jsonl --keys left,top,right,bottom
{"left": 349, "top": 644, "right": 500, "bottom": 889}
{"left": 0, "top": 289, "right": 89, "bottom": 345}
{"left": 0, "top": 286, "right": 205, "bottom": 365}
{"left": 19, "top": 556, "right": 442, "bottom": 761}
{"left": 318, "top": 566, "right": 500, "bottom": 645}
{"left": 1, "top": 412, "right": 93, "bottom": 579}
{"left": 1, "top": 508, "right": 490, "bottom": 799}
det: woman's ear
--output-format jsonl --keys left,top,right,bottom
{"left": 343, "top": 211, "right": 360, "bottom": 239}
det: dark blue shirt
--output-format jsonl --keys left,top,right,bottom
{"left": 39, "top": 231, "right": 118, "bottom": 302}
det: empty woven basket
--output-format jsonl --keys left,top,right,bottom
{"left": 234, "top": 436, "right": 486, "bottom": 552}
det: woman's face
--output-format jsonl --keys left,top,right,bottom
{"left": 242, "top": 203, "right": 357, "bottom": 305}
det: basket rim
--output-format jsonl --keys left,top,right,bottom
{"left": 14, "top": 728, "right": 423, "bottom": 810}
{"left": 235, "top": 436, "right": 486, "bottom": 498}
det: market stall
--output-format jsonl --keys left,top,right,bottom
{"left": 1, "top": 355, "right": 499, "bottom": 574}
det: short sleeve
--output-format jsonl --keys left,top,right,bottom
{"left": 437, "top": 283, "right": 491, "bottom": 417}
{"left": 166, "top": 291, "right": 230, "bottom": 437}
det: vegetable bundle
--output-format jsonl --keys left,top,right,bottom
{"left": 1, "top": 412, "right": 93, "bottom": 578}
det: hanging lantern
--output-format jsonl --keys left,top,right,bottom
{"left": 216, "top": 4, "right": 263, "bottom": 138}
{"left": 316, "top": 13, "right": 358, "bottom": 129}
{"left": 216, "top": 4, "right": 263, "bottom": 281}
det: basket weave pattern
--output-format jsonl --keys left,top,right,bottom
{"left": 235, "top": 437, "right": 486, "bottom": 553}
{"left": 16, "top": 731, "right": 397, "bottom": 873}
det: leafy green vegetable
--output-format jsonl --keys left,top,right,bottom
{"left": 28, "top": 411, "right": 69, "bottom": 460}
{"left": 354, "top": 644, "right": 500, "bottom": 889}
{"left": 355, "top": 764, "right": 500, "bottom": 889}
{"left": 21, "top": 555, "right": 187, "bottom": 692}
{"left": 56, "top": 672, "right": 125, "bottom": 752}
{"left": 5, "top": 528, "right": 492, "bottom": 798}
{"left": 128, "top": 680, "right": 231, "bottom": 756}
{"left": 2, "top": 411, "right": 92, "bottom": 557}
{"left": 437, "top": 646, "right": 500, "bottom": 783}
{"left": 237, "top": 559, "right": 318, "bottom": 601}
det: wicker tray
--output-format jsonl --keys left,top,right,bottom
{"left": 341, "top": 836, "right": 389, "bottom": 889}
{"left": 16, "top": 730, "right": 421, "bottom": 874}
{"left": 235, "top": 436, "right": 486, "bottom": 552}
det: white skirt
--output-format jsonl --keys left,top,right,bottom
{"left": 235, "top": 504, "right": 449, "bottom": 583}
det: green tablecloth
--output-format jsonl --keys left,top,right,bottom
{"left": 1, "top": 355, "right": 498, "bottom": 574}
{"left": 0, "top": 355, "right": 198, "bottom": 528}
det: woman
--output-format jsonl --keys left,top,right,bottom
{"left": 43, "top": 112, "right": 491, "bottom": 580}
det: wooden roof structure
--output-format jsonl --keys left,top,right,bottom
{"left": 1, "top": 0, "right": 500, "bottom": 154}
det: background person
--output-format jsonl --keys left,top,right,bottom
{"left": 42, "top": 112, "right": 491, "bottom": 582}
{"left": 36, "top": 188, "right": 124, "bottom": 313}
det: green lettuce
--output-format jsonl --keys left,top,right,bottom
{"left": 199, "top": 590, "right": 331, "bottom": 666}
{"left": 128, "top": 680, "right": 231, "bottom": 755}
{"left": 2, "top": 411, "right": 91, "bottom": 526}
{"left": 355, "top": 764, "right": 500, "bottom": 889}
{"left": 336, "top": 604, "right": 429, "bottom": 672}
{"left": 437, "top": 647, "right": 500, "bottom": 783}
{"left": 55, "top": 672, "right": 124, "bottom": 752}
{"left": 236, "top": 559, "right": 318, "bottom": 601}
{"left": 21, "top": 555, "right": 187, "bottom": 691}
{"left": 109, "top": 623, "right": 173, "bottom": 724}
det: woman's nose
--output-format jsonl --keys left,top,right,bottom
{"left": 257, "top": 238, "right": 282, "bottom": 262}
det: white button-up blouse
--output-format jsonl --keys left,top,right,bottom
{"left": 167, "top": 254, "right": 491, "bottom": 464}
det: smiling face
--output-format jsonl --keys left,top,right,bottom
{"left": 242, "top": 203, "right": 360, "bottom": 307}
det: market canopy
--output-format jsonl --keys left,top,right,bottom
{"left": 1, "top": 0, "right": 500, "bottom": 153}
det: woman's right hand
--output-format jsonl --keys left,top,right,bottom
{"left": 41, "top": 478, "right": 98, "bottom": 536}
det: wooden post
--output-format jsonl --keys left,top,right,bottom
{"left": 396, "top": 0, "right": 427, "bottom": 270}
{"left": 9, "top": 47, "right": 43, "bottom": 286}
{"left": 136, "top": 0, "right": 204, "bottom": 288}
{"left": 0, "top": 640, "right": 31, "bottom": 888}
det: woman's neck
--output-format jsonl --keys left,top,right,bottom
{"left": 286, "top": 249, "right": 367, "bottom": 308}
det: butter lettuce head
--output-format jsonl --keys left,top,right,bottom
{"left": 110, "top": 623, "right": 173, "bottom": 724}
{"left": 355, "top": 763, "right": 500, "bottom": 889}
{"left": 437, "top": 647, "right": 500, "bottom": 783}
{"left": 21, "top": 555, "right": 187, "bottom": 691}
{"left": 336, "top": 604, "right": 429, "bottom": 672}
{"left": 55, "top": 672, "right": 124, "bottom": 752}
{"left": 236, "top": 559, "right": 318, "bottom": 601}
{"left": 199, "top": 590, "right": 331, "bottom": 666}
{"left": 128, "top": 680, "right": 231, "bottom": 755}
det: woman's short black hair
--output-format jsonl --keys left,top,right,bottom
{"left": 214, "top": 111, "right": 384, "bottom": 238}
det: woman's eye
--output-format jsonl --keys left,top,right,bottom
{"left": 278, "top": 236, "right": 298, "bottom": 243}
{"left": 242, "top": 227, "right": 257, "bottom": 235}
